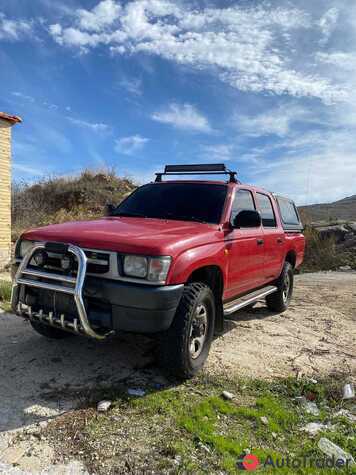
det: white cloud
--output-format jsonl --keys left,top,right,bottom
{"left": 236, "top": 114, "right": 356, "bottom": 205}
{"left": 236, "top": 105, "right": 309, "bottom": 137}
{"left": 238, "top": 113, "right": 290, "bottom": 138}
{"left": 77, "top": 0, "right": 121, "bottom": 32}
{"left": 48, "top": 1, "right": 346, "bottom": 103}
{"left": 12, "top": 91, "right": 62, "bottom": 112}
{"left": 152, "top": 103, "right": 212, "bottom": 132}
{"left": 319, "top": 7, "right": 339, "bottom": 45}
{"left": 49, "top": 23, "right": 62, "bottom": 36}
{"left": 49, "top": 23, "right": 62, "bottom": 43}
{"left": 115, "top": 134, "right": 149, "bottom": 155}
{"left": 43, "top": 101, "right": 58, "bottom": 110}
{"left": 119, "top": 76, "right": 142, "bottom": 96}
{"left": 12, "top": 163, "right": 45, "bottom": 176}
{"left": 252, "top": 150, "right": 356, "bottom": 206}
{"left": 201, "top": 144, "right": 234, "bottom": 161}
{"left": 0, "top": 13, "right": 32, "bottom": 40}
{"left": 67, "top": 116, "right": 110, "bottom": 132}
{"left": 59, "top": 28, "right": 102, "bottom": 49}
{"left": 316, "top": 51, "right": 356, "bottom": 71}
{"left": 12, "top": 91, "right": 35, "bottom": 103}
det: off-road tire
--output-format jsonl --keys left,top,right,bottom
{"left": 266, "top": 261, "right": 294, "bottom": 312}
{"left": 30, "top": 320, "right": 73, "bottom": 339}
{"left": 158, "top": 282, "right": 215, "bottom": 379}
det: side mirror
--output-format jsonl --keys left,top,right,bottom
{"left": 233, "top": 210, "right": 261, "bottom": 228}
{"left": 105, "top": 203, "right": 116, "bottom": 216}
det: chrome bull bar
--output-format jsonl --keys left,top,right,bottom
{"left": 11, "top": 243, "right": 114, "bottom": 340}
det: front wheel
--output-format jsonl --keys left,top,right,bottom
{"left": 266, "top": 261, "right": 294, "bottom": 312}
{"left": 158, "top": 282, "right": 215, "bottom": 379}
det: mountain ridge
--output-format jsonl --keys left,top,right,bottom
{"left": 299, "top": 194, "right": 356, "bottom": 222}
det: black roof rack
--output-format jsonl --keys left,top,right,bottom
{"left": 155, "top": 163, "right": 238, "bottom": 183}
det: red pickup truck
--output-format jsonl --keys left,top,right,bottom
{"left": 12, "top": 164, "right": 305, "bottom": 378}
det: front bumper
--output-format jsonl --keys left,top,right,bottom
{"left": 12, "top": 260, "right": 184, "bottom": 336}
{"left": 86, "top": 276, "right": 184, "bottom": 333}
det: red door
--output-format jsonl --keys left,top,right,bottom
{"left": 224, "top": 189, "right": 266, "bottom": 300}
{"left": 255, "top": 192, "right": 285, "bottom": 281}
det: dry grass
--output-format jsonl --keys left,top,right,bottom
{"left": 301, "top": 226, "right": 350, "bottom": 272}
{"left": 12, "top": 169, "right": 136, "bottom": 241}
{"left": 0, "top": 280, "right": 12, "bottom": 312}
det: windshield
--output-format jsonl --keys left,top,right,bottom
{"left": 113, "top": 182, "right": 227, "bottom": 224}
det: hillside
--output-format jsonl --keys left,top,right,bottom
{"left": 11, "top": 170, "right": 136, "bottom": 241}
{"left": 300, "top": 194, "right": 356, "bottom": 223}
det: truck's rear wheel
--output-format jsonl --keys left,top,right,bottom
{"left": 30, "top": 320, "right": 72, "bottom": 339}
{"left": 266, "top": 261, "right": 294, "bottom": 312}
{"left": 158, "top": 282, "right": 215, "bottom": 379}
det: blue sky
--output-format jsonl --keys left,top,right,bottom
{"left": 0, "top": 0, "right": 355, "bottom": 205}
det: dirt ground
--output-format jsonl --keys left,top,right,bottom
{"left": 0, "top": 271, "right": 355, "bottom": 473}
{"left": 209, "top": 271, "right": 356, "bottom": 379}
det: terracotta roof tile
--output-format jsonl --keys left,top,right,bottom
{"left": 0, "top": 112, "right": 22, "bottom": 125}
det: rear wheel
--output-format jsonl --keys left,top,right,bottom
{"left": 30, "top": 320, "right": 73, "bottom": 339}
{"left": 158, "top": 282, "right": 215, "bottom": 379}
{"left": 266, "top": 261, "right": 294, "bottom": 312}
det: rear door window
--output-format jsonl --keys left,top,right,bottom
{"left": 277, "top": 197, "right": 300, "bottom": 225}
{"left": 256, "top": 193, "right": 276, "bottom": 228}
{"left": 231, "top": 189, "right": 256, "bottom": 223}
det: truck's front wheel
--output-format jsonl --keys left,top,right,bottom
{"left": 158, "top": 282, "right": 215, "bottom": 379}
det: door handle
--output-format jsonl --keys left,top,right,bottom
{"left": 257, "top": 239, "right": 264, "bottom": 246}
{"left": 277, "top": 238, "right": 284, "bottom": 244}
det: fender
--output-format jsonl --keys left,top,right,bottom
{"left": 167, "top": 241, "right": 227, "bottom": 286}
{"left": 284, "top": 233, "right": 305, "bottom": 270}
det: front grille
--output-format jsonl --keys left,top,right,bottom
{"left": 29, "top": 248, "right": 110, "bottom": 275}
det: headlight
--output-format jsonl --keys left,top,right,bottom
{"left": 122, "top": 255, "right": 171, "bottom": 282}
{"left": 123, "top": 255, "right": 148, "bottom": 278}
{"left": 19, "top": 240, "right": 35, "bottom": 258}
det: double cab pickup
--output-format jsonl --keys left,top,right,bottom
{"left": 12, "top": 164, "right": 305, "bottom": 378}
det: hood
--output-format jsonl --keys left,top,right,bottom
{"left": 22, "top": 217, "right": 222, "bottom": 257}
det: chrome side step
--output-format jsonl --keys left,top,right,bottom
{"left": 223, "top": 285, "right": 278, "bottom": 316}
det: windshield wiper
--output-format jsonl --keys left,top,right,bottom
{"left": 115, "top": 211, "right": 206, "bottom": 223}
{"left": 161, "top": 213, "right": 207, "bottom": 223}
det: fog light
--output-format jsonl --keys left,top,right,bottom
{"left": 61, "top": 255, "right": 73, "bottom": 271}
{"left": 33, "top": 250, "right": 47, "bottom": 267}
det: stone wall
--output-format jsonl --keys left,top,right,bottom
{"left": 0, "top": 119, "right": 12, "bottom": 269}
